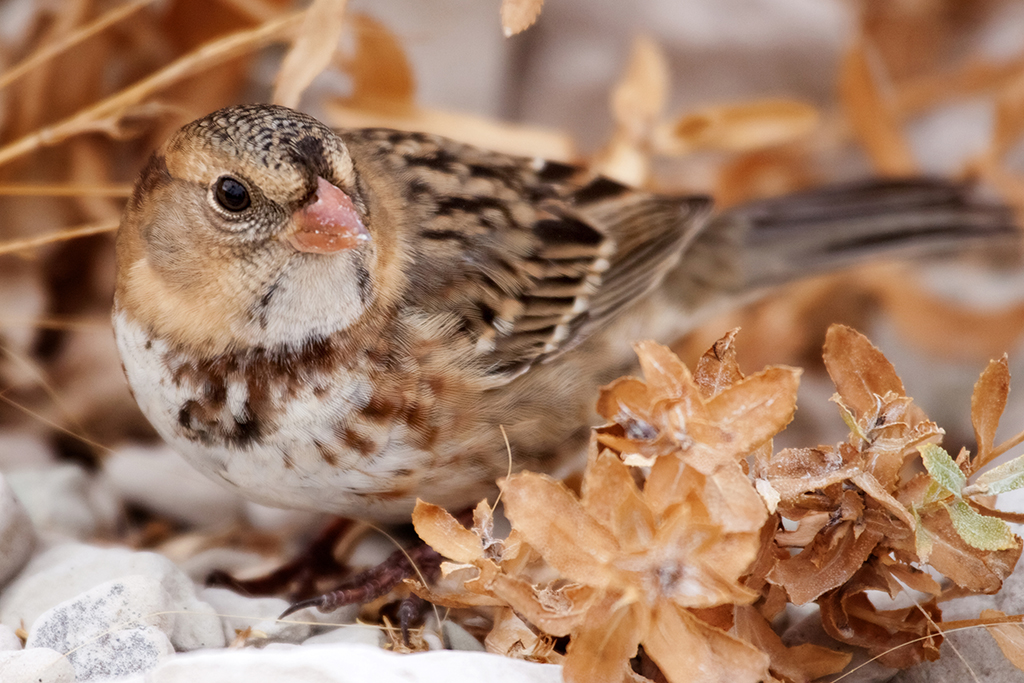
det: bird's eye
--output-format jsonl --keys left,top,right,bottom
{"left": 213, "top": 177, "right": 251, "bottom": 212}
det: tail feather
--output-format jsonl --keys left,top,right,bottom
{"left": 720, "top": 178, "right": 1020, "bottom": 289}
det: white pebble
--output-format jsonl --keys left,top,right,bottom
{"left": 0, "top": 473, "right": 35, "bottom": 589}
{"left": 302, "top": 623, "right": 385, "bottom": 648}
{"left": 0, "top": 647, "right": 75, "bottom": 683}
{"left": 0, "top": 622, "right": 22, "bottom": 651}
{"left": 443, "top": 621, "right": 485, "bottom": 652}
{"left": 105, "top": 445, "right": 245, "bottom": 529}
{"left": 6, "top": 464, "right": 120, "bottom": 540}
{"left": 0, "top": 543, "right": 225, "bottom": 651}
{"left": 243, "top": 502, "right": 322, "bottom": 533}
{"left": 114, "top": 642, "right": 564, "bottom": 682}
{"left": 199, "top": 587, "right": 355, "bottom": 645}
{"left": 0, "top": 431, "right": 55, "bottom": 471}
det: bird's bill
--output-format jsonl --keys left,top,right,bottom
{"left": 282, "top": 176, "right": 369, "bottom": 254}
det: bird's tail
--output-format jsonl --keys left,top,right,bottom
{"left": 716, "top": 178, "right": 1021, "bottom": 290}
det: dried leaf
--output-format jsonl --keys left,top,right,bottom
{"left": 754, "top": 478, "right": 779, "bottom": 514}
{"left": 693, "top": 328, "right": 744, "bottom": 400}
{"left": 704, "top": 366, "right": 801, "bottom": 457}
{"left": 325, "top": 101, "right": 575, "bottom": 160}
{"left": 660, "top": 99, "right": 819, "bottom": 155}
{"left": 824, "top": 325, "right": 906, "bottom": 420}
{"left": 412, "top": 499, "right": 483, "bottom": 564}
{"left": 980, "top": 609, "right": 1024, "bottom": 673}
{"left": 769, "top": 513, "right": 886, "bottom": 605}
{"left": 342, "top": 14, "right": 415, "bottom": 111}
{"left": 991, "top": 72, "right": 1024, "bottom": 161}
{"left": 581, "top": 445, "right": 655, "bottom": 547}
{"left": 484, "top": 574, "right": 596, "bottom": 638}
{"left": 633, "top": 340, "right": 695, "bottom": 403}
{"left": 971, "top": 355, "right": 1010, "bottom": 472}
{"left": 914, "top": 505, "right": 934, "bottom": 562}
{"left": 919, "top": 507, "right": 1021, "bottom": 593}
{"left": 562, "top": 594, "right": 642, "bottom": 683}
{"left": 272, "top": 0, "right": 348, "bottom": 108}
{"left": 734, "top": 606, "right": 851, "bottom": 683}
{"left": 644, "top": 603, "right": 769, "bottom": 683}
{"left": 838, "top": 39, "right": 916, "bottom": 175}
{"left": 500, "top": 0, "right": 544, "bottom": 37}
{"left": 485, "top": 608, "right": 561, "bottom": 663}
{"left": 500, "top": 472, "right": 621, "bottom": 588}
{"left": 819, "top": 579, "right": 942, "bottom": 668}
{"left": 611, "top": 37, "right": 668, "bottom": 138}
{"left": 849, "top": 471, "right": 915, "bottom": 531}
{"left": 592, "top": 36, "right": 668, "bottom": 184}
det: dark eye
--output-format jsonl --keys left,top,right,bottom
{"left": 214, "top": 177, "right": 251, "bottom": 212}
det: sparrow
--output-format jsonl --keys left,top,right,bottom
{"left": 113, "top": 103, "right": 1018, "bottom": 524}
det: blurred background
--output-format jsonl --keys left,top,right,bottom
{"left": 2, "top": 0, "right": 1024, "bottom": 550}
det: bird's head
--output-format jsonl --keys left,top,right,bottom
{"left": 115, "top": 104, "right": 380, "bottom": 355}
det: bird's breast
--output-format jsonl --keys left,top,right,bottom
{"left": 111, "top": 308, "right": 498, "bottom": 521}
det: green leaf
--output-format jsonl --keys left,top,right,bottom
{"left": 920, "top": 444, "right": 966, "bottom": 498}
{"left": 922, "top": 480, "right": 948, "bottom": 507}
{"left": 973, "top": 454, "right": 1024, "bottom": 496}
{"left": 912, "top": 506, "right": 933, "bottom": 563}
{"left": 946, "top": 500, "right": 1018, "bottom": 552}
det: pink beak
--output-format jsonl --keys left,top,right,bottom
{"left": 284, "top": 177, "right": 370, "bottom": 254}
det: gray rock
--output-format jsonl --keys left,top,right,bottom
{"left": 28, "top": 574, "right": 174, "bottom": 647}
{"left": 892, "top": 557, "right": 1024, "bottom": 682}
{"left": 891, "top": 624, "right": 1024, "bottom": 683}
{"left": 0, "top": 647, "right": 75, "bottom": 683}
{"left": 0, "top": 543, "right": 224, "bottom": 651}
{"left": 0, "top": 473, "right": 34, "bottom": 589}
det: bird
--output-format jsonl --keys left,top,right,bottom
{"left": 113, "top": 103, "right": 1019, "bottom": 528}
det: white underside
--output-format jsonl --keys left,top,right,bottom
{"left": 113, "top": 309, "right": 493, "bottom": 522}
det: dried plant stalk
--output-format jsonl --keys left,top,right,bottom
{"left": 0, "top": 0, "right": 156, "bottom": 91}
{"left": 0, "top": 184, "right": 133, "bottom": 197}
{"left": 0, "top": 11, "right": 305, "bottom": 169}
{"left": 0, "top": 221, "right": 118, "bottom": 257}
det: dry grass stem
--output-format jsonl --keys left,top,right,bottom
{"left": 0, "top": 0, "right": 157, "bottom": 92}
{"left": 0, "top": 10, "right": 305, "bottom": 169}
{"left": 0, "top": 184, "right": 133, "bottom": 197}
{"left": 0, "top": 221, "right": 118, "bottom": 257}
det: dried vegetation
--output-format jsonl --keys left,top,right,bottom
{"left": 3, "top": 0, "right": 1024, "bottom": 680}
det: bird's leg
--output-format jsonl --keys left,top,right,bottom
{"left": 278, "top": 542, "right": 443, "bottom": 624}
{"left": 207, "top": 517, "right": 352, "bottom": 599}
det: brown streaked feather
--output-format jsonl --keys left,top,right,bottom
{"left": 342, "top": 128, "right": 712, "bottom": 378}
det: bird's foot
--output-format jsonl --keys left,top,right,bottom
{"left": 278, "top": 542, "right": 443, "bottom": 644}
{"left": 206, "top": 517, "right": 352, "bottom": 599}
